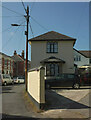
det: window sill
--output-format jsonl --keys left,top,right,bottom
{"left": 46, "top": 52, "right": 58, "bottom": 53}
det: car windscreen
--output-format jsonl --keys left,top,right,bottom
{"left": 18, "top": 77, "right": 24, "bottom": 79}
{"left": 3, "top": 75, "right": 10, "bottom": 78}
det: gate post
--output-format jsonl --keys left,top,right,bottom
{"left": 40, "top": 67, "right": 45, "bottom": 109}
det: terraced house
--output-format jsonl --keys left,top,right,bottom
{"left": 0, "top": 52, "right": 14, "bottom": 77}
{"left": 12, "top": 50, "right": 31, "bottom": 78}
{"left": 0, "top": 50, "right": 31, "bottom": 78}
{"left": 29, "top": 31, "right": 76, "bottom": 76}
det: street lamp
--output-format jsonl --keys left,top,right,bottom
{"left": 11, "top": 24, "right": 20, "bottom": 26}
{"left": 11, "top": 24, "right": 26, "bottom": 26}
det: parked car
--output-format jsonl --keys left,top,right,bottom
{"left": 45, "top": 73, "right": 80, "bottom": 89}
{"left": 13, "top": 77, "right": 19, "bottom": 84}
{"left": 0, "top": 74, "right": 14, "bottom": 86}
{"left": 13, "top": 77, "right": 25, "bottom": 84}
{"left": 80, "top": 73, "right": 91, "bottom": 85}
{"left": 18, "top": 77, "right": 25, "bottom": 84}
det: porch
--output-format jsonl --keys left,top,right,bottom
{"left": 40, "top": 56, "right": 65, "bottom": 79}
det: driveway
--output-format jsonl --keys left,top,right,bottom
{"left": 42, "top": 86, "right": 91, "bottom": 119}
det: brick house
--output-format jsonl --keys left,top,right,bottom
{"left": 0, "top": 50, "right": 31, "bottom": 78}
{"left": 0, "top": 52, "right": 14, "bottom": 77}
{"left": 12, "top": 50, "right": 31, "bottom": 78}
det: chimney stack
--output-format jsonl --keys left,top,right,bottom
{"left": 14, "top": 50, "right": 17, "bottom": 55}
{"left": 21, "top": 50, "right": 24, "bottom": 59}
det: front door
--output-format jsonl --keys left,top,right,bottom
{"left": 46, "top": 63, "right": 59, "bottom": 76}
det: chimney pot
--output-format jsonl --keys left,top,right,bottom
{"left": 14, "top": 50, "right": 17, "bottom": 55}
{"left": 22, "top": 50, "right": 24, "bottom": 59}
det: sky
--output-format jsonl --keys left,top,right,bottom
{"left": 1, "top": 1, "right": 89, "bottom": 60}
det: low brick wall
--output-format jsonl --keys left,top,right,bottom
{"left": 28, "top": 67, "right": 45, "bottom": 109}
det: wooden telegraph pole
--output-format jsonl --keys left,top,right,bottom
{"left": 11, "top": 5, "right": 29, "bottom": 92}
{"left": 25, "top": 6, "right": 29, "bottom": 91}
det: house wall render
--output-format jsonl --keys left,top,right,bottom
{"left": 31, "top": 41, "right": 75, "bottom": 73}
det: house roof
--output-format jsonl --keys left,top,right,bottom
{"left": 29, "top": 31, "right": 76, "bottom": 43}
{"left": 12, "top": 54, "right": 24, "bottom": 61}
{"left": 74, "top": 48, "right": 91, "bottom": 58}
{"left": 40, "top": 56, "right": 65, "bottom": 63}
{"left": 79, "top": 51, "right": 91, "bottom": 58}
{"left": 12, "top": 54, "right": 31, "bottom": 63}
{"left": 0, "top": 52, "right": 13, "bottom": 59}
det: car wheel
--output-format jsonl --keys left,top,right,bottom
{"left": 73, "top": 83, "right": 80, "bottom": 89}
{"left": 4, "top": 82, "right": 7, "bottom": 86}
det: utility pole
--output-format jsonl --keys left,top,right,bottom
{"left": 25, "top": 6, "right": 29, "bottom": 91}
{"left": 11, "top": 5, "right": 29, "bottom": 91}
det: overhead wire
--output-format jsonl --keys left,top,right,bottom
{"left": 30, "top": 16, "right": 48, "bottom": 31}
{"left": 75, "top": 3, "right": 86, "bottom": 38}
{"left": 1, "top": 17, "right": 25, "bottom": 34}
{"left": 21, "top": 0, "right": 27, "bottom": 13}
{"left": 0, "top": 4, "right": 24, "bottom": 16}
{"left": 17, "top": 24, "right": 25, "bottom": 51}
{"left": 2, "top": 26, "right": 20, "bottom": 49}
{"left": 2, "top": 20, "right": 26, "bottom": 50}
{"left": 30, "top": 1, "right": 35, "bottom": 14}
{"left": 0, "top": 26, "right": 12, "bottom": 34}
{"left": 29, "top": 21, "right": 34, "bottom": 38}
{"left": 0, "top": 16, "right": 24, "bottom": 17}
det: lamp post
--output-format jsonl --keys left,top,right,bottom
{"left": 11, "top": 6, "right": 29, "bottom": 91}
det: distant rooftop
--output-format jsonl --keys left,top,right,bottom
{"left": 79, "top": 50, "right": 91, "bottom": 58}
{"left": 0, "top": 52, "right": 12, "bottom": 58}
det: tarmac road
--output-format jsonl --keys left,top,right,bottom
{"left": 2, "top": 84, "right": 45, "bottom": 119}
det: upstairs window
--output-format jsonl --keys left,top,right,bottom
{"left": 74, "top": 55, "right": 81, "bottom": 61}
{"left": 47, "top": 42, "right": 58, "bottom": 53}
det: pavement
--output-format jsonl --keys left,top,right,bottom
{"left": 1, "top": 84, "right": 91, "bottom": 120}
{"left": 42, "top": 87, "right": 91, "bottom": 119}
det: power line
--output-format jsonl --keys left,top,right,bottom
{"left": 0, "top": 4, "right": 24, "bottom": 16}
{"left": 29, "top": 21, "right": 34, "bottom": 38}
{"left": 3, "top": 20, "right": 26, "bottom": 49}
{"left": 30, "top": 16, "right": 48, "bottom": 31}
{"left": 17, "top": 25, "right": 25, "bottom": 51}
{"left": 74, "top": 3, "right": 86, "bottom": 38}
{"left": 0, "top": 16, "right": 24, "bottom": 17}
{"left": 21, "top": 0, "right": 27, "bottom": 14}
{"left": 30, "top": 1, "right": 35, "bottom": 14}
{"left": 0, "top": 26, "right": 12, "bottom": 33}
{"left": 3, "top": 26, "right": 20, "bottom": 50}
{"left": 1, "top": 17, "right": 25, "bottom": 34}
